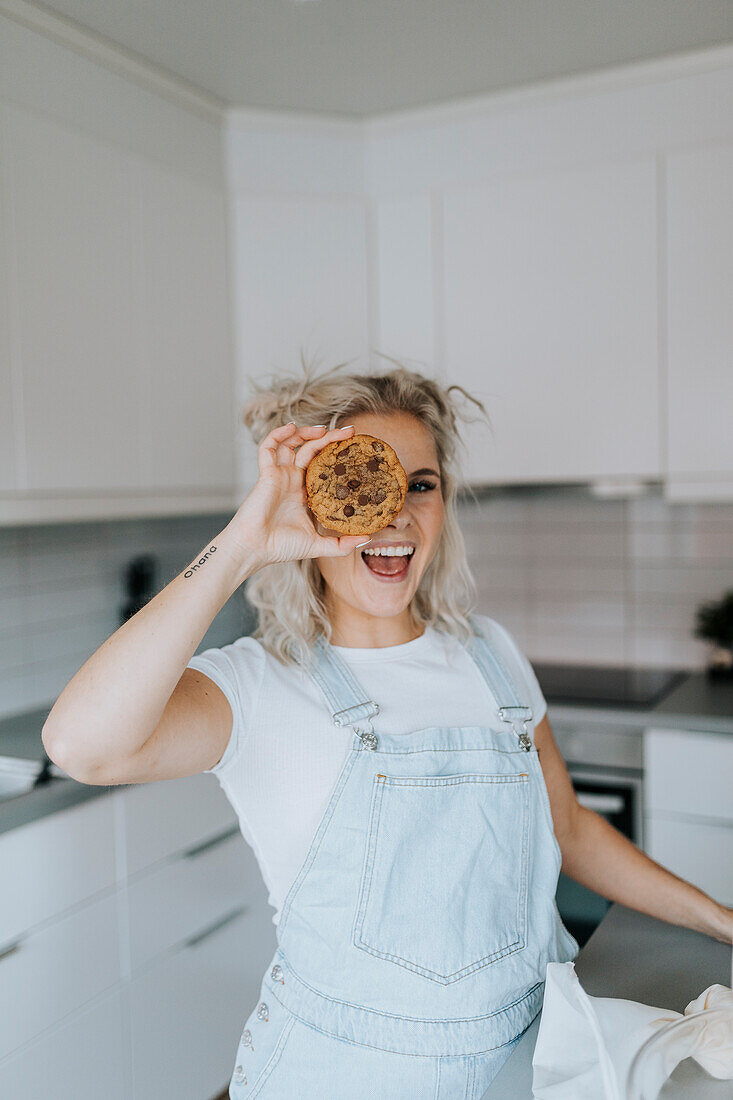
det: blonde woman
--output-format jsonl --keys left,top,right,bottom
{"left": 44, "top": 360, "right": 733, "bottom": 1099}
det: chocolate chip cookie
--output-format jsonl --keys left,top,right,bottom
{"left": 305, "top": 433, "right": 408, "bottom": 536}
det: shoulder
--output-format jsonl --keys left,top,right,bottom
{"left": 186, "top": 633, "right": 268, "bottom": 699}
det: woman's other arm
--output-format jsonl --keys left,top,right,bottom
{"left": 535, "top": 715, "right": 733, "bottom": 946}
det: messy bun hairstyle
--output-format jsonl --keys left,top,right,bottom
{"left": 241, "top": 355, "right": 491, "bottom": 667}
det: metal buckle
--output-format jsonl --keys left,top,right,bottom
{"left": 332, "top": 702, "right": 380, "bottom": 727}
{"left": 497, "top": 706, "right": 534, "bottom": 752}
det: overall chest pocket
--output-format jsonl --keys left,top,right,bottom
{"left": 353, "top": 772, "right": 530, "bottom": 984}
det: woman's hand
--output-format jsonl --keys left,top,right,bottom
{"left": 226, "top": 422, "right": 371, "bottom": 571}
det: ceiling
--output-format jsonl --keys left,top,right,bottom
{"left": 29, "top": 0, "right": 733, "bottom": 116}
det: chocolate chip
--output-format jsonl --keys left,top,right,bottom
{"left": 366, "top": 458, "right": 378, "bottom": 471}
{"left": 371, "top": 441, "right": 384, "bottom": 451}
{"left": 358, "top": 493, "right": 370, "bottom": 505}
{"left": 343, "top": 505, "right": 355, "bottom": 517}
{"left": 334, "top": 463, "right": 346, "bottom": 475}
{"left": 338, "top": 444, "right": 354, "bottom": 456}
{"left": 335, "top": 484, "right": 348, "bottom": 499}
{"left": 373, "top": 489, "right": 386, "bottom": 504}
{"left": 319, "top": 471, "right": 329, "bottom": 480}
{"left": 347, "top": 478, "right": 361, "bottom": 490}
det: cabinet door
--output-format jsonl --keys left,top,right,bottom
{"left": 0, "top": 891, "right": 120, "bottom": 1060}
{"left": 0, "top": 987, "right": 129, "bottom": 1100}
{"left": 232, "top": 194, "right": 370, "bottom": 494}
{"left": 122, "top": 772, "right": 237, "bottom": 878}
{"left": 0, "top": 107, "right": 18, "bottom": 492}
{"left": 645, "top": 813, "right": 733, "bottom": 905}
{"left": 0, "top": 792, "right": 116, "bottom": 946}
{"left": 665, "top": 144, "right": 733, "bottom": 499}
{"left": 128, "top": 899, "right": 276, "bottom": 1100}
{"left": 442, "top": 159, "right": 659, "bottom": 485}
{"left": 4, "top": 104, "right": 142, "bottom": 493}
{"left": 138, "top": 161, "right": 235, "bottom": 494}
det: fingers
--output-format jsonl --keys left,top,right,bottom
{"left": 294, "top": 424, "right": 354, "bottom": 470}
{"left": 259, "top": 422, "right": 329, "bottom": 471}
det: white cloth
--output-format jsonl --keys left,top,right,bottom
{"left": 186, "top": 614, "right": 547, "bottom": 926}
{"left": 532, "top": 961, "right": 733, "bottom": 1099}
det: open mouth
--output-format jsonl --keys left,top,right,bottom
{"left": 360, "top": 545, "right": 415, "bottom": 581}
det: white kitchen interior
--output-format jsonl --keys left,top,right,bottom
{"left": 1, "top": 2, "right": 732, "bottom": 1098}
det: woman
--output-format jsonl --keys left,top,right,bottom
{"left": 44, "top": 361, "right": 733, "bottom": 1099}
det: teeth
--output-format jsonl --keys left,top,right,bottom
{"left": 363, "top": 546, "right": 415, "bottom": 557}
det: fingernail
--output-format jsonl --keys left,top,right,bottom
{"left": 312, "top": 424, "right": 326, "bottom": 428}
{"left": 356, "top": 540, "right": 372, "bottom": 548}
{"left": 341, "top": 425, "right": 354, "bottom": 430}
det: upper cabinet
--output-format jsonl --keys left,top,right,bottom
{"left": 664, "top": 144, "right": 733, "bottom": 502}
{"left": 231, "top": 193, "right": 370, "bottom": 495}
{"left": 440, "top": 159, "right": 660, "bottom": 487}
{"left": 0, "top": 100, "right": 235, "bottom": 525}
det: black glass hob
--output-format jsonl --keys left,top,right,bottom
{"left": 531, "top": 662, "right": 689, "bottom": 710}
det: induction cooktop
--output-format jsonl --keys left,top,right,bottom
{"left": 531, "top": 662, "right": 689, "bottom": 710}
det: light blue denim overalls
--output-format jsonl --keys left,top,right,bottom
{"left": 228, "top": 616, "right": 578, "bottom": 1098}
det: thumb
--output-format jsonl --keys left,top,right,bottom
{"left": 335, "top": 535, "right": 374, "bottom": 556}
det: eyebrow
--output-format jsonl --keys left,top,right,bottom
{"left": 408, "top": 467, "right": 440, "bottom": 479}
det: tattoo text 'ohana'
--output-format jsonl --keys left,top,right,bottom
{"left": 184, "top": 545, "right": 217, "bottom": 578}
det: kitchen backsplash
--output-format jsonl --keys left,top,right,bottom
{"left": 0, "top": 487, "right": 731, "bottom": 719}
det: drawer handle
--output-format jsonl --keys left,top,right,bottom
{"left": 182, "top": 824, "right": 240, "bottom": 861}
{"left": 184, "top": 905, "right": 248, "bottom": 949}
{"left": 0, "top": 939, "right": 23, "bottom": 964}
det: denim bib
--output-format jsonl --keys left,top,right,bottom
{"left": 228, "top": 616, "right": 578, "bottom": 1097}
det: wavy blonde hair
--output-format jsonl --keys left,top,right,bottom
{"left": 241, "top": 355, "right": 492, "bottom": 669}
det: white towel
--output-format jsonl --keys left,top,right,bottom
{"left": 531, "top": 961, "right": 733, "bottom": 1099}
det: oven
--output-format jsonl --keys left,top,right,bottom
{"left": 548, "top": 717, "right": 645, "bottom": 947}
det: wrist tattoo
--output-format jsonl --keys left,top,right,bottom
{"left": 184, "top": 545, "right": 217, "bottom": 578}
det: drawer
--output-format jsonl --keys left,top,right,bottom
{"left": 0, "top": 891, "right": 120, "bottom": 1060}
{"left": 128, "top": 899, "right": 277, "bottom": 1100}
{"left": 645, "top": 812, "right": 733, "bottom": 905}
{"left": 126, "top": 827, "right": 267, "bottom": 972}
{"left": 644, "top": 727, "right": 733, "bottom": 821}
{"left": 122, "top": 771, "right": 236, "bottom": 877}
{"left": 0, "top": 986, "right": 129, "bottom": 1100}
{"left": 0, "top": 794, "right": 116, "bottom": 945}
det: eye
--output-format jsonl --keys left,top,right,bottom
{"left": 408, "top": 479, "right": 437, "bottom": 493}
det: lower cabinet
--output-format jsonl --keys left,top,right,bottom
{"left": 0, "top": 987, "right": 130, "bottom": 1100}
{"left": 128, "top": 901, "right": 276, "bottom": 1100}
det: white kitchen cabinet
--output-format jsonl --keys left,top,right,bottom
{"left": 3, "top": 104, "right": 142, "bottom": 495}
{"left": 0, "top": 890, "right": 120, "bottom": 1061}
{"left": 0, "top": 792, "right": 116, "bottom": 946}
{"left": 122, "top": 771, "right": 237, "bottom": 878}
{"left": 0, "top": 986, "right": 129, "bottom": 1100}
{"left": 232, "top": 194, "right": 370, "bottom": 495}
{"left": 375, "top": 193, "right": 435, "bottom": 366}
{"left": 643, "top": 727, "right": 733, "bottom": 903}
{"left": 0, "top": 103, "right": 236, "bottom": 524}
{"left": 0, "top": 109, "right": 18, "bottom": 493}
{"left": 665, "top": 144, "right": 733, "bottom": 501}
{"left": 645, "top": 813, "right": 733, "bottom": 905}
{"left": 128, "top": 895, "right": 276, "bottom": 1100}
{"left": 441, "top": 158, "right": 659, "bottom": 486}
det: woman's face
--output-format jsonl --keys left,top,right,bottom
{"left": 315, "top": 411, "right": 445, "bottom": 626}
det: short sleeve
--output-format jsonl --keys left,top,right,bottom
{"left": 477, "top": 616, "right": 548, "bottom": 725}
{"left": 186, "top": 637, "right": 266, "bottom": 775}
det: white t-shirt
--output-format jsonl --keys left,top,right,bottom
{"left": 186, "top": 614, "right": 547, "bottom": 927}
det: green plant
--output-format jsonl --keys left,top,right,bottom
{"left": 694, "top": 590, "right": 733, "bottom": 648}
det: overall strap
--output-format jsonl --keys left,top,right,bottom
{"left": 306, "top": 634, "right": 381, "bottom": 750}
{"left": 464, "top": 616, "right": 535, "bottom": 752}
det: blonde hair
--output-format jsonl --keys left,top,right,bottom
{"left": 241, "top": 354, "right": 492, "bottom": 669}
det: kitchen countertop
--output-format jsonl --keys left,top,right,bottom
{"left": 481, "top": 903, "right": 733, "bottom": 1098}
{"left": 0, "top": 670, "right": 732, "bottom": 838}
